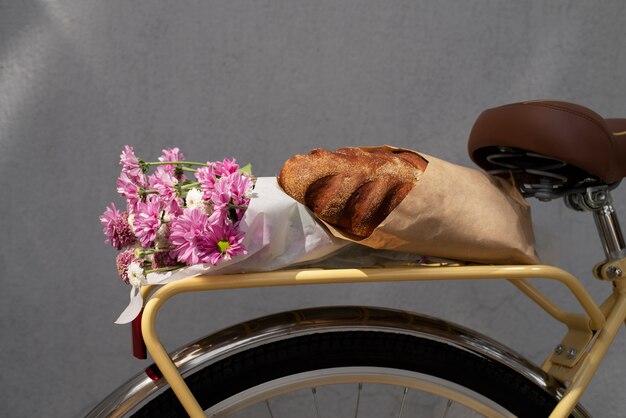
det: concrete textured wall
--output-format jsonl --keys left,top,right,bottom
{"left": 1, "top": 1, "right": 626, "bottom": 416}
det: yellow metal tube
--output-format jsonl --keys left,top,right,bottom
{"left": 600, "top": 291, "right": 618, "bottom": 318}
{"left": 508, "top": 279, "right": 590, "bottom": 331}
{"left": 140, "top": 284, "right": 155, "bottom": 300}
{"left": 549, "top": 287, "right": 626, "bottom": 418}
{"left": 151, "top": 264, "right": 604, "bottom": 329}
{"left": 140, "top": 264, "right": 606, "bottom": 416}
{"left": 142, "top": 293, "right": 206, "bottom": 417}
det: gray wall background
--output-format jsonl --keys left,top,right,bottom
{"left": 1, "top": 1, "right": 626, "bottom": 416}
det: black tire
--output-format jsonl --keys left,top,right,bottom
{"left": 133, "top": 330, "right": 566, "bottom": 417}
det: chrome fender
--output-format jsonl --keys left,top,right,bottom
{"left": 85, "top": 306, "right": 590, "bottom": 417}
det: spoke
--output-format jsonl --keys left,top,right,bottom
{"left": 312, "top": 387, "right": 322, "bottom": 418}
{"left": 397, "top": 387, "right": 409, "bottom": 418}
{"left": 354, "top": 383, "right": 363, "bottom": 418}
{"left": 265, "top": 400, "right": 275, "bottom": 418}
{"left": 442, "top": 399, "right": 453, "bottom": 418}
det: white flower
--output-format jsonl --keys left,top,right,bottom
{"left": 127, "top": 213, "right": 136, "bottom": 233}
{"left": 155, "top": 223, "right": 169, "bottom": 249}
{"left": 127, "top": 261, "right": 147, "bottom": 288}
{"left": 185, "top": 188, "right": 205, "bottom": 210}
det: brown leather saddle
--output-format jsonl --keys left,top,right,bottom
{"left": 468, "top": 100, "right": 626, "bottom": 199}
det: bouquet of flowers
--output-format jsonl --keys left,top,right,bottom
{"left": 100, "top": 146, "right": 255, "bottom": 289}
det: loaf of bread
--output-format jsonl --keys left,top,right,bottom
{"left": 278, "top": 147, "right": 428, "bottom": 238}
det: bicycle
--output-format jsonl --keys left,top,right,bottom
{"left": 87, "top": 100, "right": 626, "bottom": 418}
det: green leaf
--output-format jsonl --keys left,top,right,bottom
{"left": 239, "top": 163, "right": 253, "bottom": 176}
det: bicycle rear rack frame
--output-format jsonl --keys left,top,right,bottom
{"left": 138, "top": 262, "right": 626, "bottom": 418}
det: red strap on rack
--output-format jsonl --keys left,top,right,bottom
{"left": 131, "top": 309, "right": 147, "bottom": 359}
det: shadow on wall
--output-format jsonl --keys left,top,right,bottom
{"left": 0, "top": 1, "right": 45, "bottom": 60}
{"left": 0, "top": 2, "right": 124, "bottom": 417}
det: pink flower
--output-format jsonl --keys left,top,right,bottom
{"left": 158, "top": 147, "right": 186, "bottom": 179}
{"left": 116, "top": 249, "right": 137, "bottom": 284}
{"left": 207, "top": 206, "right": 228, "bottom": 226}
{"left": 210, "top": 176, "right": 233, "bottom": 211}
{"left": 214, "top": 158, "right": 239, "bottom": 176}
{"left": 168, "top": 208, "right": 211, "bottom": 265}
{"left": 149, "top": 169, "right": 182, "bottom": 215}
{"left": 204, "top": 223, "right": 247, "bottom": 265}
{"left": 100, "top": 203, "right": 136, "bottom": 250}
{"left": 104, "top": 150, "right": 254, "bottom": 273}
{"left": 160, "top": 147, "right": 185, "bottom": 162}
{"left": 133, "top": 195, "right": 162, "bottom": 248}
{"left": 228, "top": 171, "right": 253, "bottom": 207}
{"left": 119, "top": 146, "right": 146, "bottom": 186}
{"left": 117, "top": 172, "right": 142, "bottom": 212}
{"left": 207, "top": 172, "right": 254, "bottom": 223}
{"left": 195, "top": 164, "right": 218, "bottom": 200}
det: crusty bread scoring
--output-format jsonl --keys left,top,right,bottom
{"left": 278, "top": 147, "right": 428, "bottom": 238}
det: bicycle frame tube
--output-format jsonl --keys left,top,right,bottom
{"left": 548, "top": 278, "right": 626, "bottom": 418}
{"left": 139, "top": 263, "right": 626, "bottom": 418}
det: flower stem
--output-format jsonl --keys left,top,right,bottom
{"left": 144, "top": 161, "right": 210, "bottom": 167}
{"left": 135, "top": 247, "right": 172, "bottom": 258}
{"left": 145, "top": 265, "right": 186, "bottom": 274}
{"left": 180, "top": 181, "right": 201, "bottom": 190}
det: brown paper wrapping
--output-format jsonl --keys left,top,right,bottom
{"left": 323, "top": 147, "right": 539, "bottom": 265}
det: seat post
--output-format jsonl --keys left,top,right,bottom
{"left": 565, "top": 186, "right": 626, "bottom": 263}
{"left": 593, "top": 203, "right": 626, "bottom": 261}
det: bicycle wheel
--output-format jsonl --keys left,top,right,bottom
{"left": 127, "top": 307, "right": 583, "bottom": 418}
